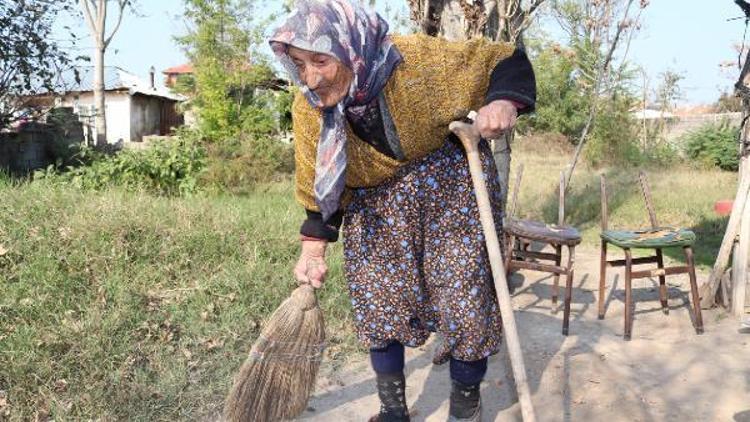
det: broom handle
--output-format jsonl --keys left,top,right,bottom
{"left": 449, "top": 121, "right": 536, "bottom": 422}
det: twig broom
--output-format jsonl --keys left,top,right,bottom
{"left": 224, "top": 284, "right": 325, "bottom": 422}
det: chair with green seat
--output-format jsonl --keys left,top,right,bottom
{"left": 598, "top": 171, "right": 704, "bottom": 340}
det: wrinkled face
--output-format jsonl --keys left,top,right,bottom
{"left": 288, "top": 46, "right": 353, "bottom": 108}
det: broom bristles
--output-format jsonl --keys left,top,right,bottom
{"left": 224, "top": 285, "right": 325, "bottom": 422}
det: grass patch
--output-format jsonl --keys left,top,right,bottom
{"left": 0, "top": 144, "right": 737, "bottom": 419}
{"left": 0, "top": 180, "right": 357, "bottom": 420}
{"left": 510, "top": 138, "right": 738, "bottom": 266}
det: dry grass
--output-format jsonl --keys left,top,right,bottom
{"left": 510, "top": 137, "right": 738, "bottom": 265}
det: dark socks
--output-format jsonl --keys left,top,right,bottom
{"left": 370, "top": 341, "right": 405, "bottom": 374}
{"left": 449, "top": 357, "right": 487, "bottom": 386}
{"left": 370, "top": 342, "right": 408, "bottom": 421}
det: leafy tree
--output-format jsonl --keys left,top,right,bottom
{"left": 553, "top": 0, "right": 648, "bottom": 182}
{"left": 0, "top": 0, "right": 81, "bottom": 128}
{"left": 175, "top": 0, "right": 281, "bottom": 142}
{"left": 521, "top": 41, "right": 588, "bottom": 138}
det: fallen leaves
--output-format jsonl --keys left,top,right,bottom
{"left": 0, "top": 390, "right": 8, "bottom": 417}
{"left": 54, "top": 379, "right": 69, "bottom": 393}
{"left": 200, "top": 337, "right": 224, "bottom": 351}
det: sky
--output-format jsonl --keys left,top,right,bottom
{"left": 53, "top": 0, "right": 749, "bottom": 105}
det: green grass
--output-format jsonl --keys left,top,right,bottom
{"left": 0, "top": 179, "right": 357, "bottom": 420}
{"left": 0, "top": 144, "right": 738, "bottom": 419}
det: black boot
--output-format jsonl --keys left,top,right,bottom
{"left": 448, "top": 380, "right": 481, "bottom": 422}
{"left": 369, "top": 372, "right": 410, "bottom": 422}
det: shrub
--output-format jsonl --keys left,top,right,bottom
{"left": 37, "top": 136, "right": 207, "bottom": 196}
{"left": 683, "top": 121, "right": 740, "bottom": 171}
{"left": 200, "top": 134, "right": 294, "bottom": 194}
{"left": 583, "top": 94, "right": 644, "bottom": 167}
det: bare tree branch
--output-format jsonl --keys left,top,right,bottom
{"left": 564, "top": 0, "right": 639, "bottom": 190}
{"left": 104, "top": 0, "right": 129, "bottom": 47}
{"left": 79, "top": 0, "right": 98, "bottom": 41}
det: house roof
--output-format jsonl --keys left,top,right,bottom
{"left": 57, "top": 66, "right": 185, "bottom": 101}
{"left": 163, "top": 63, "right": 194, "bottom": 74}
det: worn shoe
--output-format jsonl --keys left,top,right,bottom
{"left": 369, "top": 372, "right": 410, "bottom": 422}
{"left": 447, "top": 380, "right": 482, "bottom": 422}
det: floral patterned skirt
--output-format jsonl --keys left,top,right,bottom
{"left": 342, "top": 139, "right": 504, "bottom": 363}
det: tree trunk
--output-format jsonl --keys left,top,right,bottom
{"left": 80, "top": 0, "right": 130, "bottom": 148}
{"left": 93, "top": 44, "right": 107, "bottom": 146}
{"left": 732, "top": 194, "right": 750, "bottom": 316}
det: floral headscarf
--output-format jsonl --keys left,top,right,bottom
{"left": 270, "top": 0, "right": 402, "bottom": 221}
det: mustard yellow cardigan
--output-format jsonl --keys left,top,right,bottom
{"left": 292, "top": 33, "right": 514, "bottom": 212}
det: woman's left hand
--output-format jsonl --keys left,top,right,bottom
{"left": 475, "top": 99, "right": 518, "bottom": 140}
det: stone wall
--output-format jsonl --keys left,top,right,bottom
{"left": 0, "top": 108, "right": 84, "bottom": 174}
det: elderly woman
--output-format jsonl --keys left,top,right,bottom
{"left": 270, "top": 1, "right": 535, "bottom": 421}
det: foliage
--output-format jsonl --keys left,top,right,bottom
{"left": 584, "top": 93, "right": 642, "bottom": 166}
{"left": 37, "top": 136, "right": 208, "bottom": 196}
{"left": 175, "top": 0, "right": 287, "bottom": 142}
{"left": 714, "top": 91, "right": 743, "bottom": 113}
{"left": 201, "top": 134, "right": 294, "bottom": 194}
{"left": 654, "top": 70, "right": 684, "bottom": 112}
{"left": 0, "top": 0, "right": 82, "bottom": 128}
{"left": 523, "top": 38, "right": 645, "bottom": 166}
{"left": 683, "top": 121, "right": 740, "bottom": 171}
{"left": 521, "top": 41, "right": 588, "bottom": 138}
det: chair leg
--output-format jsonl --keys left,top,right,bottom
{"left": 504, "top": 234, "right": 515, "bottom": 277}
{"left": 624, "top": 249, "right": 633, "bottom": 341}
{"left": 656, "top": 248, "right": 669, "bottom": 314}
{"left": 684, "top": 247, "right": 705, "bottom": 335}
{"left": 598, "top": 240, "right": 608, "bottom": 320}
{"left": 562, "top": 246, "right": 576, "bottom": 336}
{"left": 552, "top": 244, "right": 562, "bottom": 308}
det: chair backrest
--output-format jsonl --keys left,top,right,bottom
{"left": 509, "top": 163, "right": 566, "bottom": 225}
{"left": 638, "top": 171, "right": 659, "bottom": 229}
{"left": 558, "top": 170, "right": 566, "bottom": 226}
{"left": 599, "top": 171, "right": 659, "bottom": 231}
{"left": 508, "top": 163, "right": 524, "bottom": 220}
{"left": 600, "top": 174, "right": 608, "bottom": 231}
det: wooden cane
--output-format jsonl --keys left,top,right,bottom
{"left": 449, "top": 119, "right": 536, "bottom": 422}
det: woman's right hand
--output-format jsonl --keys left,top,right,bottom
{"left": 294, "top": 239, "right": 328, "bottom": 288}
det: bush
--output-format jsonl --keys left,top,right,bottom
{"left": 37, "top": 136, "right": 207, "bottom": 196}
{"left": 683, "top": 121, "right": 740, "bottom": 171}
{"left": 200, "top": 134, "right": 294, "bottom": 194}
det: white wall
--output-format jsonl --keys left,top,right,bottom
{"left": 60, "top": 91, "right": 132, "bottom": 144}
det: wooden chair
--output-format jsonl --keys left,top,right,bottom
{"left": 598, "top": 171, "right": 704, "bottom": 340}
{"left": 504, "top": 165, "right": 582, "bottom": 335}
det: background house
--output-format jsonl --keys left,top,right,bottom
{"left": 33, "top": 66, "right": 186, "bottom": 145}
{"left": 162, "top": 63, "right": 194, "bottom": 88}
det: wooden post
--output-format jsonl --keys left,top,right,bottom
{"left": 701, "top": 171, "right": 750, "bottom": 308}
{"left": 732, "top": 192, "right": 750, "bottom": 316}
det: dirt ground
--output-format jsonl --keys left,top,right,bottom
{"left": 300, "top": 247, "right": 750, "bottom": 422}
